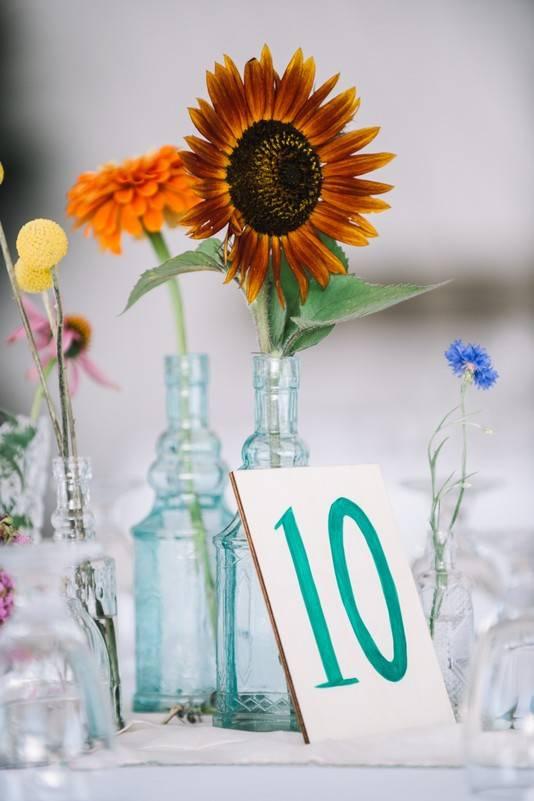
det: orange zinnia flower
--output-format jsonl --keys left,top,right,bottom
{"left": 180, "top": 45, "right": 395, "bottom": 304}
{"left": 66, "top": 145, "right": 199, "bottom": 254}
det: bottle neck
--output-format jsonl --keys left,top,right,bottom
{"left": 166, "top": 353, "right": 208, "bottom": 429}
{"left": 429, "top": 529, "right": 456, "bottom": 573}
{"left": 242, "top": 355, "right": 308, "bottom": 469}
{"left": 254, "top": 381, "right": 298, "bottom": 437}
{"left": 51, "top": 457, "right": 95, "bottom": 541}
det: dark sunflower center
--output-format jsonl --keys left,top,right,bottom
{"left": 227, "top": 120, "right": 322, "bottom": 236}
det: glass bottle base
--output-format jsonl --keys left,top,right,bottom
{"left": 212, "top": 692, "right": 299, "bottom": 732}
{"left": 133, "top": 690, "right": 213, "bottom": 713}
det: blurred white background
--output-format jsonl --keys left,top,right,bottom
{"left": 1, "top": 0, "right": 533, "bottom": 556}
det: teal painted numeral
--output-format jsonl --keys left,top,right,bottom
{"left": 275, "top": 507, "right": 359, "bottom": 689}
{"left": 275, "top": 497, "right": 408, "bottom": 687}
{"left": 328, "top": 497, "right": 407, "bottom": 682}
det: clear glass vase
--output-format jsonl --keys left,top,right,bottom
{"left": 465, "top": 576, "right": 534, "bottom": 796}
{"left": 213, "top": 354, "right": 309, "bottom": 732}
{"left": 133, "top": 354, "right": 232, "bottom": 713}
{"left": 415, "top": 529, "right": 474, "bottom": 718}
{"left": 0, "top": 415, "right": 50, "bottom": 541}
{"left": 52, "top": 457, "right": 124, "bottom": 730}
{"left": 0, "top": 541, "right": 113, "bottom": 769}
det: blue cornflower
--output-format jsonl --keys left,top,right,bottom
{"left": 445, "top": 339, "right": 499, "bottom": 390}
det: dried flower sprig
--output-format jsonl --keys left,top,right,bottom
{"left": 1, "top": 168, "right": 114, "bottom": 466}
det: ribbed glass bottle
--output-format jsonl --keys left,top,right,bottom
{"left": 214, "top": 355, "right": 308, "bottom": 731}
{"left": 52, "top": 456, "right": 124, "bottom": 730}
{"left": 415, "top": 529, "right": 474, "bottom": 718}
{"left": 133, "top": 354, "right": 232, "bottom": 712}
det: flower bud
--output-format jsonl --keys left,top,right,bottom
{"left": 16, "top": 218, "right": 68, "bottom": 271}
{"left": 15, "top": 257, "right": 53, "bottom": 293}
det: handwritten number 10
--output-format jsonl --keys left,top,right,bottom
{"left": 275, "top": 497, "right": 407, "bottom": 688}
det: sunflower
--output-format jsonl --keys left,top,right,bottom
{"left": 180, "top": 46, "right": 394, "bottom": 304}
{"left": 66, "top": 145, "right": 199, "bottom": 254}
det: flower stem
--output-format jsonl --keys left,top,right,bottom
{"left": 146, "top": 230, "right": 187, "bottom": 355}
{"left": 449, "top": 379, "right": 468, "bottom": 530}
{"left": 0, "top": 221, "right": 63, "bottom": 453}
{"left": 249, "top": 282, "right": 274, "bottom": 354}
{"left": 52, "top": 272, "right": 70, "bottom": 458}
{"left": 146, "top": 230, "right": 216, "bottom": 633}
{"left": 30, "top": 358, "right": 56, "bottom": 422}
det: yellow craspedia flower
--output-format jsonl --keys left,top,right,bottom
{"left": 0, "top": 162, "right": 4, "bottom": 185}
{"left": 16, "top": 218, "right": 68, "bottom": 271}
{"left": 14, "top": 258, "right": 53, "bottom": 293}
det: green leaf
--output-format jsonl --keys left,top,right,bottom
{"left": 267, "top": 255, "right": 303, "bottom": 350}
{"left": 196, "top": 237, "right": 224, "bottom": 261}
{"left": 123, "top": 242, "right": 225, "bottom": 313}
{"left": 291, "top": 274, "right": 446, "bottom": 331}
{"left": 284, "top": 324, "right": 335, "bottom": 355}
{"left": 0, "top": 408, "right": 17, "bottom": 427}
{"left": 318, "top": 233, "right": 349, "bottom": 270}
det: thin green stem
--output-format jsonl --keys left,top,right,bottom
{"left": 0, "top": 222, "right": 63, "bottom": 452}
{"left": 30, "top": 358, "right": 56, "bottom": 422}
{"left": 449, "top": 379, "right": 468, "bottom": 531}
{"left": 146, "top": 230, "right": 216, "bottom": 633}
{"left": 249, "top": 282, "right": 274, "bottom": 354}
{"left": 52, "top": 272, "right": 69, "bottom": 459}
{"left": 146, "top": 230, "right": 187, "bottom": 355}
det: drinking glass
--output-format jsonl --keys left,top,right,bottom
{"left": 465, "top": 579, "right": 534, "bottom": 797}
{"left": 0, "top": 541, "right": 113, "bottom": 769}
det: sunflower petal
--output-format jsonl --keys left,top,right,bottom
{"left": 303, "top": 89, "right": 360, "bottom": 145}
{"left": 310, "top": 205, "right": 370, "bottom": 246}
{"left": 270, "top": 236, "right": 284, "bottom": 305}
{"left": 246, "top": 233, "right": 270, "bottom": 302}
{"left": 206, "top": 69, "right": 245, "bottom": 138}
{"left": 292, "top": 73, "right": 340, "bottom": 128}
{"left": 273, "top": 47, "right": 304, "bottom": 122}
{"left": 260, "top": 44, "right": 275, "bottom": 118}
{"left": 323, "top": 177, "right": 393, "bottom": 195}
{"left": 281, "top": 234, "right": 309, "bottom": 301}
{"left": 317, "top": 127, "right": 381, "bottom": 161}
{"left": 244, "top": 57, "right": 265, "bottom": 121}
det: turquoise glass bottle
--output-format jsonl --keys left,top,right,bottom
{"left": 133, "top": 354, "right": 232, "bottom": 712}
{"left": 214, "top": 354, "right": 308, "bottom": 731}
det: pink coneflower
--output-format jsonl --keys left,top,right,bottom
{"left": 0, "top": 570, "right": 14, "bottom": 624}
{"left": 7, "top": 298, "right": 117, "bottom": 395}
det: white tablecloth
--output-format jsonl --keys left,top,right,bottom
{"left": 115, "top": 714, "right": 463, "bottom": 768}
{"left": 0, "top": 717, "right": 470, "bottom": 801}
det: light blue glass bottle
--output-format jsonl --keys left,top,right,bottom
{"left": 133, "top": 354, "right": 232, "bottom": 712}
{"left": 214, "top": 355, "right": 308, "bottom": 731}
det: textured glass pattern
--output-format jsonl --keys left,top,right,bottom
{"left": 133, "top": 354, "right": 232, "bottom": 712}
{"left": 415, "top": 531, "right": 474, "bottom": 718}
{"left": 52, "top": 457, "right": 124, "bottom": 730}
{"left": 0, "top": 543, "right": 113, "bottom": 769}
{"left": 214, "top": 355, "right": 308, "bottom": 732}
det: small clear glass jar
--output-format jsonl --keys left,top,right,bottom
{"left": 415, "top": 529, "right": 474, "bottom": 718}
{"left": 52, "top": 456, "right": 123, "bottom": 730}
{"left": 465, "top": 578, "right": 534, "bottom": 797}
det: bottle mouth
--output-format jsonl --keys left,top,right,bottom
{"left": 52, "top": 456, "right": 92, "bottom": 478}
{"left": 165, "top": 353, "right": 209, "bottom": 385}
{"left": 252, "top": 353, "right": 300, "bottom": 390}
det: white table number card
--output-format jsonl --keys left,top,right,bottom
{"left": 230, "top": 464, "right": 454, "bottom": 744}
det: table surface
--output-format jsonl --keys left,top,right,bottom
{"left": 0, "top": 765, "right": 475, "bottom": 801}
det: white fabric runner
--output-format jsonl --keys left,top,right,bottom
{"left": 115, "top": 714, "right": 463, "bottom": 768}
